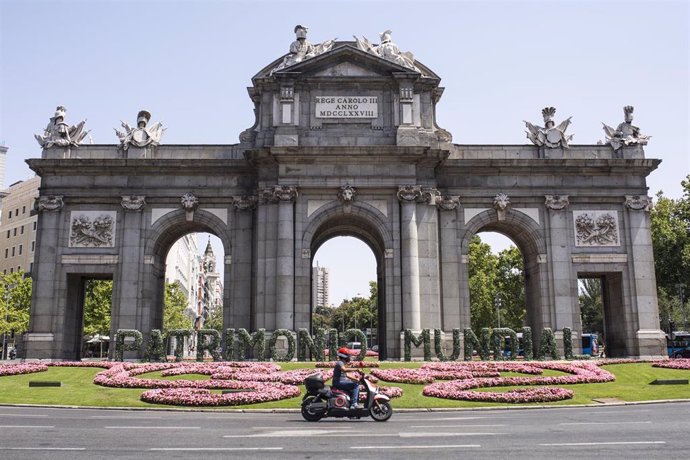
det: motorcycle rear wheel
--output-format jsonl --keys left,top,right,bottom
{"left": 301, "top": 396, "right": 325, "bottom": 422}
{"left": 370, "top": 400, "right": 393, "bottom": 422}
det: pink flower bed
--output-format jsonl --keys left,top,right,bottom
{"left": 315, "top": 361, "right": 380, "bottom": 368}
{"left": 422, "top": 361, "right": 614, "bottom": 403}
{"left": 652, "top": 359, "right": 690, "bottom": 370}
{"left": 449, "top": 387, "right": 574, "bottom": 403}
{"left": 0, "top": 363, "right": 49, "bottom": 377}
{"left": 140, "top": 383, "right": 301, "bottom": 406}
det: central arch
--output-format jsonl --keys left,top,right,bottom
{"left": 299, "top": 202, "right": 396, "bottom": 359}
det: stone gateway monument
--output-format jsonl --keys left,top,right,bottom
{"left": 25, "top": 27, "right": 665, "bottom": 360}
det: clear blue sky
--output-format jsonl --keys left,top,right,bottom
{"left": 1, "top": 0, "right": 688, "bottom": 303}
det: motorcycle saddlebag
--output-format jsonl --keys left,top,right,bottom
{"left": 304, "top": 373, "right": 325, "bottom": 393}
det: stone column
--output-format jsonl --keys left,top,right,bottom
{"left": 274, "top": 186, "right": 298, "bottom": 330}
{"left": 545, "top": 195, "right": 575, "bottom": 354}
{"left": 624, "top": 195, "right": 666, "bottom": 357}
{"left": 25, "top": 196, "right": 64, "bottom": 359}
{"left": 118, "top": 196, "right": 147, "bottom": 335}
{"left": 397, "top": 186, "right": 421, "bottom": 330}
{"left": 229, "top": 196, "right": 257, "bottom": 330}
{"left": 437, "top": 195, "right": 461, "bottom": 330}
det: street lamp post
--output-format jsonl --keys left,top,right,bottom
{"left": 494, "top": 295, "right": 502, "bottom": 329}
{"left": 2, "top": 282, "right": 17, "bottom": 361}
{"left": 677, "top": 284, "right": 687, "bottom": 332}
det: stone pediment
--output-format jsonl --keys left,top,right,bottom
{"left": 253, "top": 42, "right": 439, "bottom": 82}
{"left": 313, "top": 61, "right": 380, "bottom": 77}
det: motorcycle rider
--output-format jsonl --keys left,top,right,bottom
{"left": 332, "top": 347, "right": 363, "bottom": 410}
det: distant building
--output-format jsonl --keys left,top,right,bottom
{"left": 0, "top": 176, "right": 40, "bottom": 276}
{"left": 196, "top": 238, "right": 222, "bottom": 325}
{"left": 164, "top": 234, "right": 199, "bottom": 317}
{"left": 0, "top": 145, "right": 8, "bottom": 188}
{"left": 312, "top": 263, "right": 330, "bottom": 308}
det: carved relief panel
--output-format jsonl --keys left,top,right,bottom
{"left": 573, "top": 210, "right": 620, "bottom": 247}
{"left": 69, "top": 211, "right": 117, "bottom": 248}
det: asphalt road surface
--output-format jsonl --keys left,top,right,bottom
{"left": 0, "top": 402, "right": 688, "bottom": 459}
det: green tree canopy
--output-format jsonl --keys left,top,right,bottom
{"left": 0, "top": 271, "right": 32, "bottom": 336}
{"left": 651, "top": 175, "right": 690, "bottom": 332}
{"left": 82, "top": 279, "right": 112, "bottom": 337}
{"left": 164, "top": 281, "right": 192, "bottom": 333}
{"left": 579, "top": 278, "right": 604, "bottom": 336}
{"left": 469, "top": 236, "right": 526, "bottom": 332}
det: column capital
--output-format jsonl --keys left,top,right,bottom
{"left": 233, "top": 195, "right": 258, "bottom": 211}
{"left": 121, "top": 195, "right": 146, "bottom": 211}
{"left": 624, "top": 195, "right": 653, "bottom": 212}
{"left": 261, "top": 185, "right": 298, "bottom": 204}
{"left": 36, "top": 195, "right": 64, "bottom": 212}
{"left": 437, "top": 195, "right": 459, "bottom": 211}
{"left": 397, "top": 185, "right": 421, "bottom": 203}
{"left": 545, "top": 194, "right": 569, "bottom": 211}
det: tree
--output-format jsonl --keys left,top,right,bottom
{"left": 164, "top": 282, "right": 191, "bottom": 333}
{"left": 579, "top": 278, "right": 604, "bottom": 335}
{"left": 468, "top": 236, "right": 499, "bottom": 330}
{"left": 0, "top": 271, "right": 32, "bottom": 337}
{"left": 203, "top": 304, "right": 223, "bottom": 332}
{"left": 325, "top": 283, "right": 378, "bottom": 334}
{"left": 82, "top": 279, "right": 112, "bottom": 336}
{"left": 651, "top": 175, "right": 690, "bottom": 331}
{"left": 495, "top": 246, "right": 526, "bottom": 330}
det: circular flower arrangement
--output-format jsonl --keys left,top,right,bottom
{"left": 652, "top": 359, "right": 690, "bottom": 370}
{"left": 140, "top": 383, "right": 301, "bottom": 407}
{"left": 422, "top": 361, "right": 615, "bottom": 403}
{"left": 0, "top": 362, "right": 49, "bottom": 376}
{"left": 444, "top": 387, "right": 574, "bottom": 403}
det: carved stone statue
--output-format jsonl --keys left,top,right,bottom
{"left": 34, "top": 106, "right": 89, "bottom": 148}
{"left": 602, "top": 106, "right": 650, "bottom": 151}
{"left": 271, "top": 25, "right": 336, "bottom": 73}
{"left": 115, "top": 110, "right": 165, "bottom": 150}
{"left": 337, "top": 185, "right": 356, "bottom": 204}
{"left": 524, "top": 107, "right": 573, "bottom": 148}
{"left": 353, "top": 29, "right": 417, "bottom": 71}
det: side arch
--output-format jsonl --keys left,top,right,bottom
{"left": 139, "top": 209, "right": 232, "bottom": 335}
{"left": 460, "top": 208, "right": 550, "bottom": 346}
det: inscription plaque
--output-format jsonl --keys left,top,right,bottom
{"left": 315, "top": 96, "right": 378, "bottom": 118}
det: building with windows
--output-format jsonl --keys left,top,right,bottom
{"left": 196, "top": 239, "right": 222, "bottom": 326}
{"left": 164, "top": 234, "right": 199, "bottom": 316}
{"left": 312, "top": 263, "right": 330, "bottom": 309}
{"left": 0, "top": 176, "right": 40, "bottom": 275}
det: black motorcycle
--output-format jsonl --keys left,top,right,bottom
{"left": 301, "top": 372, "right": 393, "bottom": 422}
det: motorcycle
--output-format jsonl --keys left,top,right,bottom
{"left": 301, "top": 371, "right": 393, "bottom": 422}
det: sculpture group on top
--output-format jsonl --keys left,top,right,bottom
{"left": 34, "top": 106, "right": 89, "bottom": 148}
{"left": 602, "top": 106, "right": 650, "bottom": 151}
{"left": 353, "top": 29, "right": 418, "bottom": 71}
{"left": 115, "top": 110, "right": 165, "bottom": 150}
{"left": 524, "top": 107, "right": 573, "bottom": 148}
{"left": 272, "top": 25, "right": 336, "bottom": 73}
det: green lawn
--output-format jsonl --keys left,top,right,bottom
{"left": 0, "top": 362, "right": 688, "bottom": 410}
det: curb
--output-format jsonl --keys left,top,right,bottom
{"left": 2, "top": 398, "right": 690, "bottom": 413}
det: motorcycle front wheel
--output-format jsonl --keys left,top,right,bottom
{"left": 301, "top": 396, "right": 324, "bottom": 422}
{"left": 370, "top": 400, "right": 393, "bottom": 422}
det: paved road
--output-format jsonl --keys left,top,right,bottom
{"left": 0, "top": 403, "right": 688, "bottom": 459}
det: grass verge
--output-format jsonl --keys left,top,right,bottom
{"left": 0, "top": 362, "right": 688, "bottom": 410}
